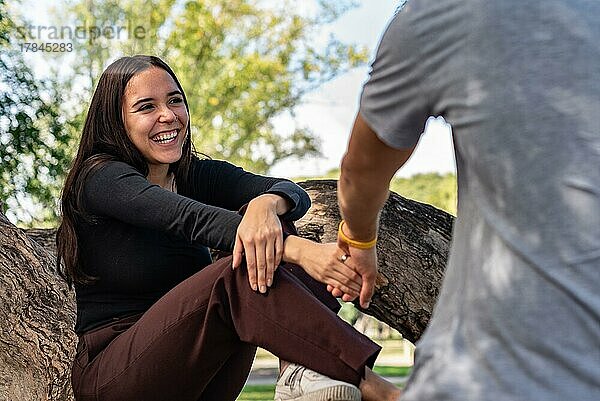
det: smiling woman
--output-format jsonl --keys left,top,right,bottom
{"left": 54, "top": 55, "right": 400, "bottom": 401}
{"left": 121, "top": 67, "right": 189, "bottom": 188}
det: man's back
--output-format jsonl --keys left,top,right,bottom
{"left": 360, "top": 1, "right": 600, "bottom": 399}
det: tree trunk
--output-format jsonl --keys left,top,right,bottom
{"left": 0, "top": 180, "right": 453, "bottom": 400}
{"left": 295, "top": 180, "right": 453, "bottom": 343}
{"left": 0, "top": 217, "right": 76, "bottom": 401}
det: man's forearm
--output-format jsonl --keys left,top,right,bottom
{"left": 338, "top": 113, "right": 415, "bottom": 240}
{"left": 338, "top": 160, "right": 390, "bottom": 241}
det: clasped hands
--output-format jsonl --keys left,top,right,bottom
{"left": 232, "top": 194, "right": 372, "bottom": 305}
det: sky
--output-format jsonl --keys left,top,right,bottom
{"left": 270, "top": 0, "right": 456, "bottom": 178}
{"left": 21, "top": 0, "right": 456, "bottom": 179}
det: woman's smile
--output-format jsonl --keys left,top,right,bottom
{"left": 151, "top": 129, "right": 180, "bottom": 145}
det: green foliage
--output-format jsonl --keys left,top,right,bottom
{"left": 1, "top": 0, "right": 369, "bottom": 224}
{"left": 390, "top": 173, "right": 457, "bottom": 216}
{"left": 60, "top": 0, "right": 369, "bottom": 172}
{"left": 0, "top": 0, "right": 73, "bottom": 226}
{"left": 302, "top": 168, "right": 457, "bottom": 216}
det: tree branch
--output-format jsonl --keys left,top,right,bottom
{"left": 0, "top": 180, "right": 453, "bottom": 400}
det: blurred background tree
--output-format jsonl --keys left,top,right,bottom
{"left": 2, "top": 0, "right": 457, "bottom": 227}
{"left": 0, "top": 0, "right": 74, "bottom": 226}
{"left": 390, "top": 173, "right": 456, "bottom": 216}
{"left": 2, "top": 0, "right": 371, "bottom": 225}
{"left": 307, "top": 169, "right": 457, "bottom": 215}
{"left": 60, "top": 0, "right": 370, "bottom": 172}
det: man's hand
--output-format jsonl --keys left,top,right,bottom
{"left": 282, "top": 236, "right": 363, "bottom": 298}
{"left": 300, "top": 241, "right": 363, "bottom": 298}
{"left": 334, "top": 112, "right": 415, "bottom": 308}
{"left": 331, "top": 241, "right": 378, "bottom": 308}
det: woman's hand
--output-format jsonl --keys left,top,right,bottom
{"left": 327, "top": 245, "right": 378, "bottom": 306}
{"left": 232, "top": 194, "right": 290, "bottom": 293}
{"left": 283, "top": 237, "right": 363, "bottom": 299}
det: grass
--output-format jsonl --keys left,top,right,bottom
{"left": 237, "top": 384, "right": 274, "bottom": 401}
{"left": 236, "top": 366, "right": 410, "bottom": 400}
{"left": 372, "top": 365, "right": 412, "bottom": 377}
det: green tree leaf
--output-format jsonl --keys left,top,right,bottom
{"left": 63, "top": 0, "right": 368, "bottom": 172}
{"left": 0, "top": 0, "right": 73, "bottom": 226}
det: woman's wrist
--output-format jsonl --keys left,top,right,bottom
{"left": 250, "top": 194, "right": 290, "bottom": 215}
{"left": 282, "top": 235, "right": 310, "bottom": 265}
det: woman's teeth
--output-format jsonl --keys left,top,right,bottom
{"left": 153, "top": 130, "right": 178, "bottom": 143}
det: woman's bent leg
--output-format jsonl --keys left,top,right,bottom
{"left": 73, "top": 256, "right": 379, "bottom": 401}
{"left": 232, "top": 264, "right": 380, "bottom": 386}
{"left": 197, "top": 342, "right": 256, "bottom": 401}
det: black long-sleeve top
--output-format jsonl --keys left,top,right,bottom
{"left": 74, "top": 157, "right": 311, "bottom": 334}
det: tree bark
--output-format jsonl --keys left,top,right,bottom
{"left": 0, "top": 180, "right": 453, "bottom": 400}
{"left": 295, "top": 180, "right": 453, "bottom": 343}
{"left": 0, "top": 217, "right": 76, "bottom": 401}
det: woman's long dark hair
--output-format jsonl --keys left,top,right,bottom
{"left": 56, "top": 55, "right": 194, "bottom": 286}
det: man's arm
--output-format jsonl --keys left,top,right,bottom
{"left": 337, "top": 112, "right": 416, "bottom": 308}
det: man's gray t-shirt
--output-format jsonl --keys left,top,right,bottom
{"left": 360, "top": 1, "right": 600, "bottom": 400}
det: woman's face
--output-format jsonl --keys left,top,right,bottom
{"left": 122, "top": 67, "right": 189, "bottom": 169}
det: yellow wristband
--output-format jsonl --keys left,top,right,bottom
{"left": 338, "top": 220, "right": 377, "bottom": 249}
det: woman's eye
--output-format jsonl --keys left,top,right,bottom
{"left": 139, "top": 104, "right": 154, "bottom": 111}
{"left": 170, "top": 97, "right": 183, "bottom": 104}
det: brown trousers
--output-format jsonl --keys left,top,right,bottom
{"left": 71, "top": 257, "right": 380, "bottom": 401}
